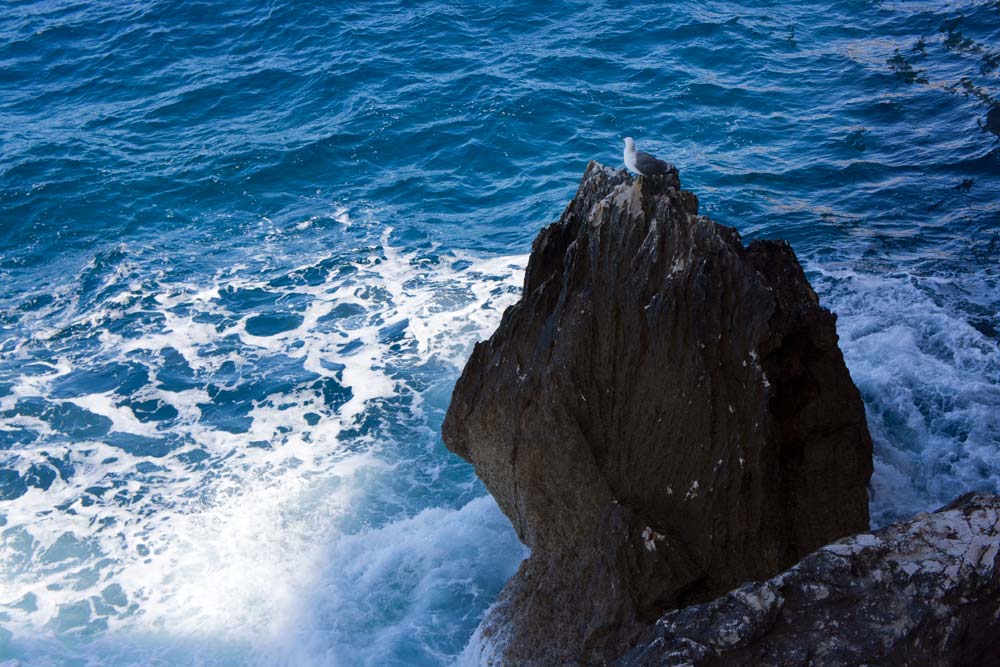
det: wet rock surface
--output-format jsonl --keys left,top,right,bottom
{"left": 443, "top": 162, "right": 874, "bottom": 666}
{"left": 615, "top": 492, "right": 1000, "bottom": 667}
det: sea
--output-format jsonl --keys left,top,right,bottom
{"left": 0, "top": 1, "right": 998, "bottom": 665}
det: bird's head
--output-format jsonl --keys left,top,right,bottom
{"left": 624, "top": 137, "right": 635, "bottom": 150}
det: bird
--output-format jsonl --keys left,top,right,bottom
{"left": 623, "top": 137, "right": 674, "bottom": 176}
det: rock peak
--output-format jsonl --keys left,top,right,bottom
{"left": 445, "top": 161, "right": 874, "bottom": 666}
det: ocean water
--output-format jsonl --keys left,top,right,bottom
{"left": 0, "top": 1, "right": 998, "bottom": 664}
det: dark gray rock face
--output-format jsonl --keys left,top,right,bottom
{"left": 615, "top": 492, "right": 1000, "bottom": 667}
{"left": 443, "top": 162, "right": 874, "bottom": 665}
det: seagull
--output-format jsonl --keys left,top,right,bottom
{"left": 623, "top": 137, "right": 674, "bottom": 176}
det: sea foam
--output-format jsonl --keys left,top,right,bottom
{"left": 0, "top": 214, "right": 528, "bottom": 666}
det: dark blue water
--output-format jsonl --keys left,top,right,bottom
{"left": 1, "top": 1, "right": 998, "bottom": 665}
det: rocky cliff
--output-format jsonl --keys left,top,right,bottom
{"left": 615, "top": 492, "right": 1000, "bottom": 667}
{"left": 443, "top": 162, "right": 875, "bottom": 665}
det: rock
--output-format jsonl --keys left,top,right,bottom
{"left": 614, "top": 492, "right": 1000, "bottom": 667}
{"left": 443, "top": 161, "right": 874, "bottom": 665}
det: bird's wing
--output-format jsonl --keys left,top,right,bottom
{"left": 636, "top": 151, "right": 673, "bottom": 175}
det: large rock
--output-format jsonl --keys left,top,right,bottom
{"left": 614, "top": 492, "right": 1000, "bottom": 667}
{"left": 443, "top": 161, "right": 874, "bottom": 665}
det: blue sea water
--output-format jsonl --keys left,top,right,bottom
{"left": 0, "top": 0, "right": 998, "bottom": 664}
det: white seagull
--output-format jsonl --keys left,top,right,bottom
{"left": 623, "top": 137, "right": 674, "bottom": 176}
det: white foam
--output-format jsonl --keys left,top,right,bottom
{"left": 813, "top": 263, "right": 1000, "bottom": 527}
{"left": 254, "top": 496, "right": 526, "bottom": 667}
{"left": 0, "top": 217, "right": 528, "bottom": 665}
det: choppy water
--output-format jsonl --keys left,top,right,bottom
{"left": 1, "top": 1, "right": 998, "bottom": 665}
